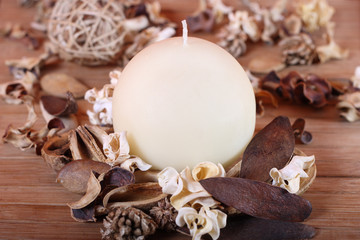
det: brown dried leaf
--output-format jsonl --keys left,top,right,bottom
{"left": 68, "top": 171, "right": 102, "bottom": 209}
{"left": 40, "top": 73, "right": 88, "bottom": 99}
{"left": 240, "top": 116, "right": 295, "bottom": 182}
{"left": 186, "top": 9, "right": 215, "bottom": 33}
{"left": 103, "top": 182, "right": 167, "bottom": 211}
{"left": 205, "top": 215, "right": 316, "bottom": 240}
{"left": 56, "top": 159, "right": 111, "bottom": 194}
{"left": 40, "top": 92, "right": 78, "bottom": 116}
{"left": 292, "top": 118, "right": 313, "bottom": 144}
{"left": 200, "top": 177, "right": 312, "bottom": 222}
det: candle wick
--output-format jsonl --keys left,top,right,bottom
{"left": 182, "top": 20, "right": 188, "bottom": 46}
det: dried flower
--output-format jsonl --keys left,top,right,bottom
{"left": 158, "top": 162, "right": 225, "bottom": 210}
{"left": 337, "top": 91, "right": 360, "bottom": 122}
{"left": 351, "top": 66, "right": 360, "bottom": 89}
{"left": 85, "top": 70, "right": 120, "bottom": 126}
{"left": 102, "top": 131, "right": 151, "bottom": 172}
{"left": 296, "top": 0, "right": 334, "bottom": 32}
{"left": 149, "top": 197, "right": 178, "bottom": 231}
{"left": 176, "top": 206, "right": 226, "bottom": 240}
{"left": 270, "top": 155, "right": 315, "bottom": 194}
{"left": 316, "top": 22, "right": 349, "bottom": 63}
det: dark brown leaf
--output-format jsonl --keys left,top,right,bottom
{"left": 260, "top": 71, "right": 282, "bottom": 97}
{"left": 200, "top": 177, "right": 312, "bottom": 222}
{"left": 56, "top": 159, "right": 111, "bottom": 194}
{"left": 40, "top": 91, "right": 78, "bottom": 116}
{"left": 240, "top": 116, "right": 295, "bottom": 182}
{"left": 292, "top": 118, "right": 313, "bottom": 144}
{"left": 203, "top": 215, "right": 316, "bottom": 240}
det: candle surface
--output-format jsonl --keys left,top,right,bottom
{"left": 112, "top": 36, "right": 256, "bottom": 171}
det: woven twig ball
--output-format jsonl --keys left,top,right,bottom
{"left": 47, "top": 0, "right": 128, "bottom": 66}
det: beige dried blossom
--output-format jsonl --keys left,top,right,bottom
{"left": 316, "top": 22, "right": 349, "bottom": 63}
{"left": 102, "top": 131, "right": 151, "bottom": 172}
{"left": 337, "top": 91, "right": 360, "bottom": 122}
{"left": 270, "top": 155, "right": 315, "bottom": 194}
{"left": 84, "top": 70, "right": 120, "bottom": 126}
{"left": 176, "top": 206, "right": 226, "bottom": 240}
{"left": 158, "top": 162, "right": 225, "bottom": 210}
{"left": 351, "top": 66, "right": 360, "bottom": 89}
{"left": 296, "top": 0, "right": 334, "bottom": 32}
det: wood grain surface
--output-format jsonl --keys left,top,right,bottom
{"left": 1, "top": 0, "right": 360, "bottom": 239}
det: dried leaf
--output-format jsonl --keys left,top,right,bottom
{"left": 40, "top": 73, "right": 88, "bottom": 98}
{"left": 68, "top": 171, "right": 102, "bottom": 209}
{"left": 292, "top": 118, "right": 313, "bottom": 144}
{"left": 200, "top": 177, "right": 312, "bottom": 222}
{"left": 56, "top": 159, "right": 111, "bottom": 194}
{"left": 103, "top": 182, "right": 167, "bottom": 211}
{"left": 240, "top": 116, "right": 295, "bottom": 182}
{"left": 205, "top": 215, "right": 316, "bottom": 240}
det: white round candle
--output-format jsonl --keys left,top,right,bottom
{"left": 113, "top": 27, "right": 255, "bottom": 171}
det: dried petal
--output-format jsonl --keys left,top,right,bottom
{"left": 240, "top": 116, "right": 295, "bottom": 182}
{"left": 270, "top": 155, "right": 315, "bottom": 194}
{"left": 200, "top": 177, "right": 312, "bottom": 222}
{"left": 176, "top": 206, "right": 226, "bottom": 240}
{"left": 56, "top": 159, "right": 111, "bottom": 194}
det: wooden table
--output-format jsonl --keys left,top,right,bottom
{"left": 1, "top": 0, "right": 359, "bottom": 239}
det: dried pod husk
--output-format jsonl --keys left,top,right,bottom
{"left": 134, "top": 170, "right": 160, "bottom": 183}
{"left": 103, "top": 182, "right": 167, "bottom": 211}
{"left": 248, "top": 54, "right": 286, "bottom": 74}
{"left": 294, "top": 149, "right": 317, "bottom": 196}
{"left": 56, "top": 159, "right": 111, "bottom": 194}
{"left": 41, "top": 132, "right": 72, "bottom": 172}
{"left": 40, "top": 92, "right": 78, "bottom": 117}
{"left": 240, "top": 116, "right": 295, "bottom": 182}
{"left": 200, "top": 177, "right": 312, "bottom": 222}
{"left": 254, "top": 90, "right": 278, "bottom": 117}
{"left": 208, "top": 215, "right": 316, "bottom": 240}
{"left": 40, "top": 73, "right": 88, "bottom": 98}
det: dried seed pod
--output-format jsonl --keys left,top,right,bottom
{"left": 292, "top": 118, "right": 313, "bottom": 144}
{"left": 200, "top": 177, "right": 312, "bottom": 222}
{"left": 40, "top": 73, "right": 88, "bottom": 98}
{"left": 56, "top": 159, "right": 111, "bottom": 194}
{"left": 103, "top": 182, "right": 167, "bottom": 211}
{"left": 240, "top": 116, "right": 295, "bottom": 182}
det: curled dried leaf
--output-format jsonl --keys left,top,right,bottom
{"left": 254, "top": 89, "right": 278, "bottom": 117}
{"left": 56, "top": 159, "right": 111, "bottom": 194}
{"left": 103, "top": 182, "right": 167, "bottom": 211}
{"left": 292, "top": 118, "right": 313, "bottom": 144}
{"left": 240, "top": 116, "right": 295, "bottom": 182}
{"left": 200, "top": 177, "right": 312, "bottom": 222}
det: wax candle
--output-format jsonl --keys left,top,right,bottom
{"left": 113, "top": 21, "right": 256, "bottom": 171}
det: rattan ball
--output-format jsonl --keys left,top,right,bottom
{"left": 47, "top": 0, "right": 128, "bottom": 66}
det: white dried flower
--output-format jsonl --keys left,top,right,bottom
{"left": 270, "top": 155, "right": 315, "bottom": 194}
{"left": 296, "top": 0, "right": 334, "bottom": 32}
{"left": 176, "top": 206, "right": 227, "bottom": 240}
{"left": 85, "top": 70, "right": 121, "bottom": 125}
{"left": 102, "top": 131, "right": 151, "bottom": 172}
{"left": 158, "top": 162, "right": 225, "bottom": 210}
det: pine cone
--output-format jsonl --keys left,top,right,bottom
{"left": 218, "top": 28, "right": 247, "bottom": 58}
{"left": 101, "top": 207, "right": 157, "bottom": 240}
{"left": 279, "top": 33, "right": 318, "bottom": 66}
{"left": 149, "top": 197, "right": 178, "bottom": 232}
